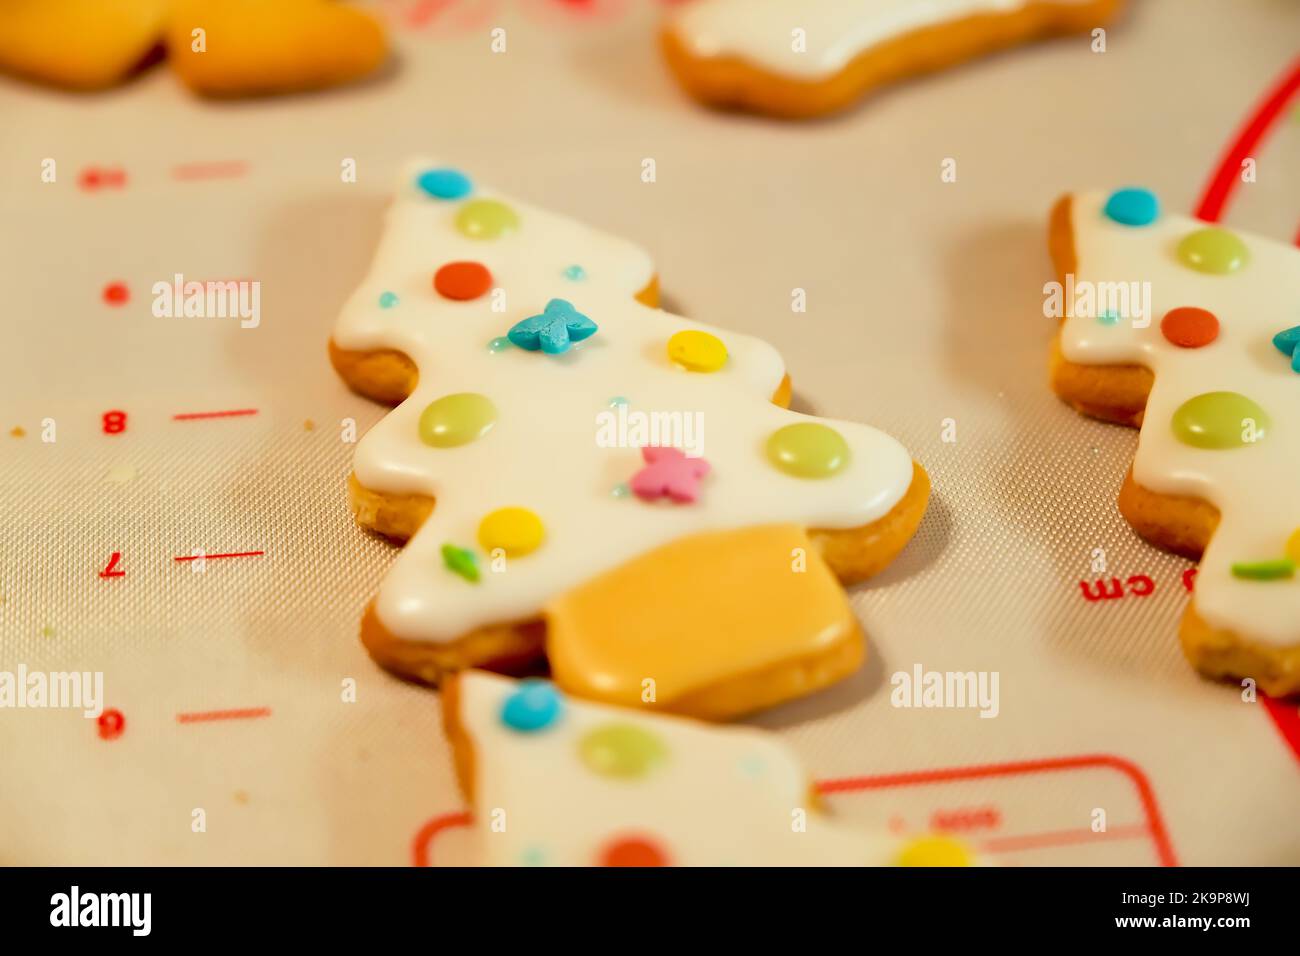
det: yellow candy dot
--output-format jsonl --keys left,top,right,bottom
{"left": 477, "top": 506, "right": 545, "bottom": 557}
{"left": 455, "top": 199, "right": 519, "bottom": 240}
{"left": 895, "top": 835, "right": 974, "bottom": 868}
{"left": 667, "top": 330, "right": 727, "bottom": 372}
{"left": 1286, "top": 529, "right": 1300, "bottom": 565}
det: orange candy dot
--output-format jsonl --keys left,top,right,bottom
{"left": 433, "top": 261, "right": 492, "bottom": 301}
{"left": 598, "top": 835, "right": 669, "bottom": 867}
{"left": 1160, "top": 307, "right": 1219, "bottom": 348}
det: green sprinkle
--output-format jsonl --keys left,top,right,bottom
{"left": 1230, "top": 558, "right": 1295, "bottom": 581}
{"left": 610, "top": 482, "right": 630, "bottom": 498}
{"left": 487, "top": 336, "right": 512, "bottom": 353}
{"left": 441, "top": 544, "right": 480, "bottom": 583}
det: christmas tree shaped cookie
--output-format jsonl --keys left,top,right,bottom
{"left": 661, "top": 0, "right": 1124, "bottom": 119}
{"left": 1051, "top": 188, "right": 1300, "bottom": 695}
{"left": 443, "top": 671, "right": 978, "bottom": 867}
{"left": 330, "top": 161, "right": 929, "bottom": 719}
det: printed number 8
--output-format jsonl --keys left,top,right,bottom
{"left": 102, "top": 410, "right": 127, "bottom": 434}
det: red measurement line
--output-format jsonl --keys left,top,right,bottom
{"left": 172, "top": 409, "right": 258, "bottom": 421}
{"left": 1194, "top": 55, "right": 1300, "bottom": 223}
{"left": 176, "top": 707, "right": 271, "bottom": 724}
{"left": 818, "top": 753, "right": 1178, "bottom": 867}
{"left": 978, "top": 823, "right": 1149, "bottom": 856}
{"left": 173, "top": 550, "right": 264, "bottom": 562}
{"left": 171, "top": 160, "right": 249, "bottom": 181}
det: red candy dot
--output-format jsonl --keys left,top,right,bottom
{"left": 433, "top": 261, "right": 492, "bottom": 301}
{"left": 598, "top": 835, "right": 670, "bottom": 867}
{"left": 1160, "top": 307, "right": 1219, "bottom": 348}
{"left": 97, "top": 708, "right": 126, "bottom": 740}
{"left": 102, "top": 282, "right": 130, "bottom": 306}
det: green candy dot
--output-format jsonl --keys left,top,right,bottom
{"left": 487, "top": 336, "right": 512, "bottom": 352}
{"left": 578, "top": 724, "right": 666, "bottom": 779}
{"left": 765, "top": 422, "right": 850, "bottom": 478}
{"left": 455, "top": 199, "right": 519, "bottom": 240}
{"left": 1231, "top": 558, "right": 1294, "bottom": 581}
{"left": 1176, "top": 228, "right": 1249, "bottom": 274}
{"left": 440, "top": 543, "right": 480, "bottom": 583}
{"left": 1171, "top": 391, "right": 1269, "bottom": 449}
{"left": 418, "top": 393, "right": 497, "bottom": 448}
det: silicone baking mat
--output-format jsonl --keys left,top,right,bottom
{"left": 2, "top": 0, "right": 1298, "bottom": 866}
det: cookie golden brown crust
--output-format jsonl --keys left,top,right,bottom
{"left": 661, "top": 0, "right": 1124, "bottom": 120}
{"left": 439, "top": 673, "right": 476, "bottom": 804}
{"left": 1047, "top": 194, "right": 1300, "bottom": 696}
{"left": 354, "top": 463, "right": 929, "bottom": 706}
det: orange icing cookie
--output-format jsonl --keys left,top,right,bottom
{"left": 0, "top": 0, "right": 387, "bottom": 96}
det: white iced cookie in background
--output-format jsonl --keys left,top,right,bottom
{"left": 661, "top": 0, "right": 1125, "bottom": 118}
{"left": 329, "top": 160, "right": 930, "bottom": 719}
{"left": 443, "top": 671, "right": 979, "bottom": 867}
{"left": 1051, "top": 187, "right": 1300, "bottom": 695}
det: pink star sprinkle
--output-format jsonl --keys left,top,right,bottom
{"left": 629, "top": 446, "right": 711, "bottom": 504}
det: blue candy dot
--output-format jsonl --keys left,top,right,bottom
{"left": 500, "top": 679, "right": 562, "bottom": 733}
{"left": 416, "top": 168, "right": 473, "bottom": 201}
{"left": 379, "top": 291, "right": 399, "bottom": 309}
{"left": 563, "top": 264, "right": 586, "bottom": 281}
{"left": 487, "top": 336, "right": 512, "bottom": 353}
{"left": 1103, "top": 187, "right": 1159, "bottom": 227}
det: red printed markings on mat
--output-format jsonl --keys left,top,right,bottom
{"left": 817, "top": 754, "right": 1178, "bottom": 867}
{"left": 173, "top": 550, "right": 264, "bottom": 563}
{"left": 171, "top": 161, "right": 249, "bottom": 182}
{"left": 102, "top": 410, "right": 128, "bottom": 434}
{"left": 79, "top": 166, "right": 127, "bottom": 191}
{"left": 412, "top": 754, "right": 1178, "bottom": 867}
{"left": 97, "top": 709, "right": 126, "bottom": 740}
{"left": 1077, "top": 575, "right": 1155, "bottom": 601}
{"left": 172, "top": 408, "right": 258, "bottom": 421}
{"left": 98, "top": 551, "right": 125, "bottom": 578}
{"left": 1194, "top": 55, "right": 1300, "bottom": 224}
{"left": 176, "top": 707, "right": 271, "bottom": 724}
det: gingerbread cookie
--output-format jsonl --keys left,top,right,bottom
{"left": 662, "top": 0, "right": 1124, "bottom": 119}
{"left": 330, "top": 161, "right": 929, "bottom": 719}
{"left": 443, "top": 670, "right": 979, "bottom": 866}
{"left": 0, "top": 0, "right": 169, "bottom": 90}
{"left": 0, "top": 0, "right": 387, "bottom": 96}
{"left": 1050, "top": 188, "right": 1300, "bottom": 696}
{"left": 167, "top": 0, "right": 388, "bottom": 97}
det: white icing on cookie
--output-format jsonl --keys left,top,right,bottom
{"left": 456, "top": 671, "right": 906, "bottom": 866}
{"left": 1059, "top": 191, "right": 1300, "bottom": 647}
{"left": 333, "top": 161, "right": 914, "bottom": 643}
{"left": 669, "top": 0, "right": 1092, "bottom": 81}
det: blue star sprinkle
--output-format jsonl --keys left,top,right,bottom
{"left": 1272, "top": 325, "right": 1300, "bottom": 373}
{"left": 507, "top": 299, "right": 597, "bottom": 355}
